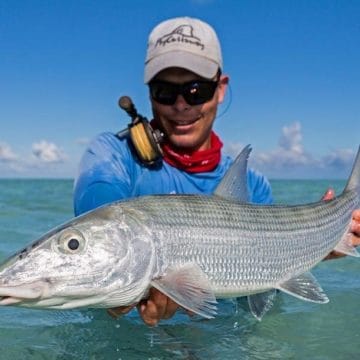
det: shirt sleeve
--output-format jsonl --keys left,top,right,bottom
{"left": 73, "top": 132, "right": 134, "bottom": 215}
{"left": 247, "top": 169, "right": 273, "bottom": 204}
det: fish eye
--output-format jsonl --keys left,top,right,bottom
{"left": 67, "top": 238, "right": 80, "bottom": 251}
{"left": 54, "top": 228, "right": 86, "bottom": 254}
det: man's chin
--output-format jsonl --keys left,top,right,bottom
{"left": 166, "top": 135, "right": 207, "bottom": 152}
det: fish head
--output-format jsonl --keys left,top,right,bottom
{"left": 0, "top": 204, "right": 156, "bottom": 309}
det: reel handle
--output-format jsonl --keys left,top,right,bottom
{"left": 118, "top": 96, "right": 139, "bottom": 122}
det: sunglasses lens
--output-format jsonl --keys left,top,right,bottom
{"left": 149, "top": 82, "right": 177, "bottom": 105}
{"left": 149, "top": 80, "right": 218, "bottom": 106}
{"left": 183, "top": 82, "right": 217, "bottom": 105}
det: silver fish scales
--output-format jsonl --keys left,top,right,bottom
{"left": 119, "top": 189, "right": 357, "bottom": 297}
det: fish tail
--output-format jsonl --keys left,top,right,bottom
{"left": 335, "top": 146, "right": 360, "bottom": 258}
{"left": 344, "top": 146, "right": 360, "bottom": 203}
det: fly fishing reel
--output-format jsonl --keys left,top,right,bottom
{"left": 116, "top": 96, "right": 164, "bottom": 166}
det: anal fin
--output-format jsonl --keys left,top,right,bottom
{"left": 277, "top": 271, "right": 329, "bottom": 303}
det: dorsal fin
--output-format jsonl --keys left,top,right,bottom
{"left": 214, "top": 144, "right": 251, "bottom": 202}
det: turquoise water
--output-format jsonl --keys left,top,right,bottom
{"left": 0, "top": 179, "right": 359, "bottom": 359}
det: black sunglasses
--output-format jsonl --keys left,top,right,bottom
{"left": 148, "top": 79, "right": 219, "bottom": 106}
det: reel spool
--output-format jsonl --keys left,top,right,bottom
{"left": 117, "top": 96, "right": 163, "bottom": 166}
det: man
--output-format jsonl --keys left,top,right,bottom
{"left": 74, "top": 17, "right": 360, "bottom": 326}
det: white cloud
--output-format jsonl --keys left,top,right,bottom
{"left": 0, "top": 142, "right": 18, "bottom": 162}
{"left": 256, "top": 122, "right": 315, "bottom": 168}
{"left": 223, "top": 142, "right": 246, "bottom": 159}
{"left": 0, "top": 140, "right": 75, "bottom": 178}
{"left": 32, "top": 140, "right": 67, "bottom": 163}
{"left": 224, "top": 121, "right": 356, "bottom": 178}
{"left": 322, "top": 148, "right": 354, "bottom": 169}
{"left": 278, "top": 122, "right": 303, "bottom": 152}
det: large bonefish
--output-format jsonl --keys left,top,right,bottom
{"left": 0, "top": 145, "right": 358, "bottom": 320}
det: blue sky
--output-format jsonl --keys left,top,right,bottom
{"left": 1, "top": 0, "right": 359, "bottom": 179}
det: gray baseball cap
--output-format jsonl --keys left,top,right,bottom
{"left": 144, "top": 17, "right": 223, "bottom": 83}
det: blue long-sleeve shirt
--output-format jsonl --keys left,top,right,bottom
{"left": 73, "top": 132, "right": 273, "bottom": 215}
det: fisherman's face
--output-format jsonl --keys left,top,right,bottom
{"left": 150, "top": 67, "right": 228, "bottom": 152}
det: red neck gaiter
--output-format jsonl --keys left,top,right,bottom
{"left": 161, "top": 131, "right": 223, "bottom": 173}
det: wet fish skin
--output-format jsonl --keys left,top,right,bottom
{"left": 0, "top": 145, "right": 358, "bottom": 320}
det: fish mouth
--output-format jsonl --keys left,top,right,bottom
{"left": 0, "top": 296, "right": 23, "bottom": 305}
{"left": 0, "top": 282, "right": 105, "bottom": 309}
{"left": 0, "top": 281, "right": 49, "bottom": 306}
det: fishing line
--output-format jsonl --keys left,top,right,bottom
{"left": 216, "top": 82, "right": 232, "bottom": 120}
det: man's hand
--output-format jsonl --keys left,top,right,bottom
{"left": 137, "top": 287, "right": 180, "bottom": 326}
{"left": 107, "top": 288, "right": 181, "bottom": 326}
{"left": 322, "top": 188, "right": 360, "bottom": 260}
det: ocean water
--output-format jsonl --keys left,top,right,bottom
{"left": 0, "top": 179, "right": 359, "bottom": 359}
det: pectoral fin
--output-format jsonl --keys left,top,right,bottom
{"left": 277, "top": 272, "right": 329, "bottom": 303}
{"left": 151, "top": 263, "right": 217, "bottom": 319}
{"left": 248, "top": 289, "right": 277, "bottom": 321}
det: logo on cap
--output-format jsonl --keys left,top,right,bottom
{"left": 155, "top": 25, "right": 205, "bottom": 51}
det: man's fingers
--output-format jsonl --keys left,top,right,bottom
{"left": 352, "top": 209, "right": 360, "bottom": 221}
{"left": 138, "top": 300, "right": 159, "bottom": 326}
{"left": 322, "top": 191, "right": 360, "bottom": 240}
{"left": 322, "top": 188, "right": 335, "bottom": 201}
{"left": 348, "top": 210, "right": 360, "bottom": 247}
{"left": 137, "top": 288, "right": 181, "bottom": 326}
{"left": 150, "top": 288, "right": 180, "bottom": 319}
{"left": 137, "top": 288, "right": 168, "bottom": 326}
{"left": 107, "top": 305, "right": 135, "bottom": 319}
{"left": 163, "top": 298, "right": 179, "bottom": 319}
{"left": 351, "top": 209, "right": 360, "bottom": 238}
{"left": 325, "top": 209, "right": 360, "bottom": 260}
{"left": 349, "top": 233, "right": 360, "bottom": 247}
{"left": 324, "top": 250, "right": 344, "bottom": 260}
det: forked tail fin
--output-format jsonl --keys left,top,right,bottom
{"left": 334, "top": 145, "right": 360, "bottom": 257}
{"left": 344, "top": 146, "right": 360, "bottom": 200}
